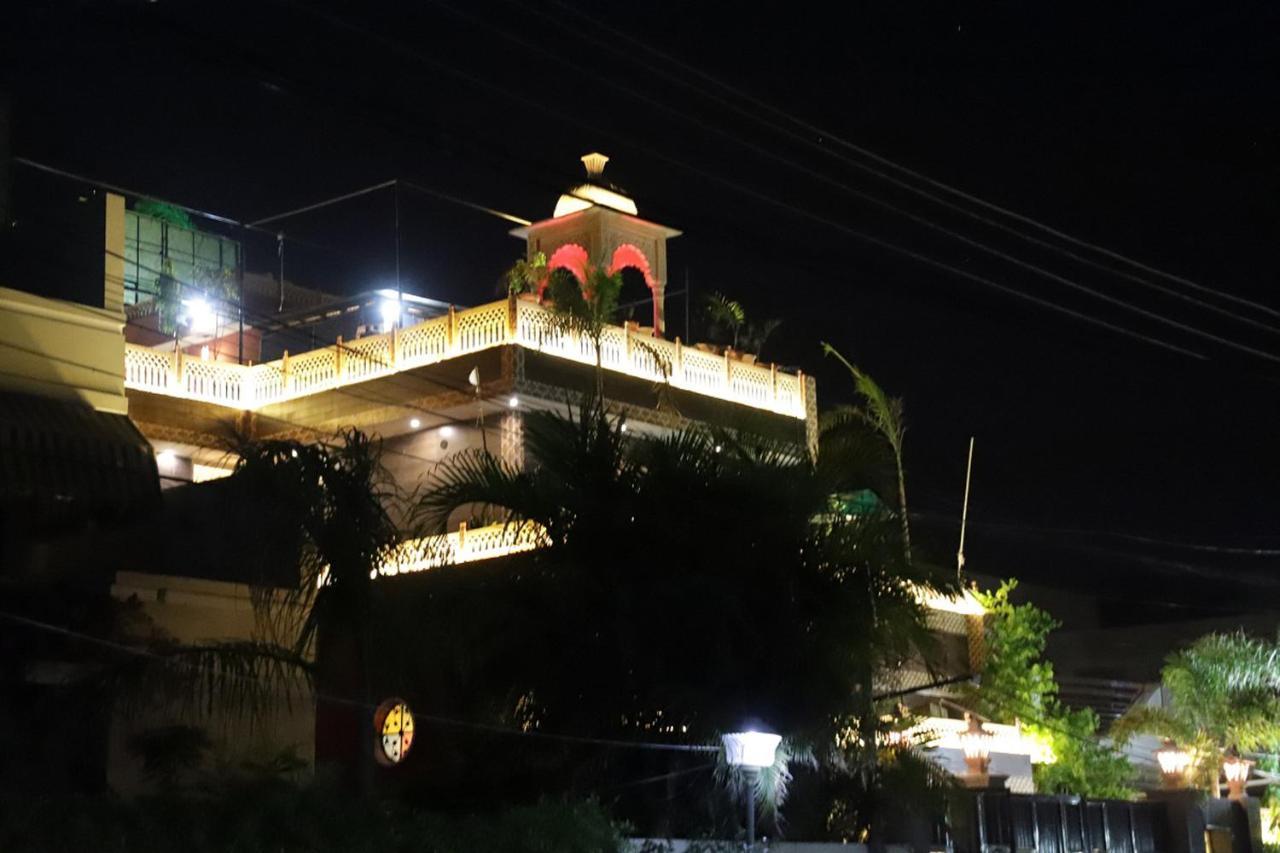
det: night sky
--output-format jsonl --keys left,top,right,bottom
{"left": 4, "top": 1, "right": 1279, "bottom": 620}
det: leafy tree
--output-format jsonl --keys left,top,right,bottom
{"left": 1113, "top": 632, "right": 1280, "bottom": 794}
{"left": 0, "top": 770, "right": 625, "bottom": 853}
{"left": 705, "top": 292, "right": 781, "bottom": 356}
{"left": 117, "top": 429, "right": 414, "bottom": 794}
{"left": 967, "top": 580, "right": 1135, "bottom": 799}
{"left": 414, "top": 370, "right": 955, "bottom": 837}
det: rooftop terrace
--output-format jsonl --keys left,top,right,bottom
{"left": 124, "top": 294, "right": 810, "bottom": 419}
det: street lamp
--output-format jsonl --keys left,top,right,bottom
{"left": 1222, "top": 746, "right": 1252, "bottom": 801}
{"left": 1156, "top": 738, "right": 1192, "bottom": 788}
{"left": 722, "top": 729, "right": 782, "bottom": 849}
{"left": 959, "top": 713, "right": 994, "bottom": 788}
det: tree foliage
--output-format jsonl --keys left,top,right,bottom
{"left": 967, "top": 581, "right": 1134, "bottom": 799}
{"left": 412, "top": 377, "right": 955, "bottom": 837}
{"left": 1113, "top": 631, "right": 1280, "bottom": 793}
{"left": 0, "top": 770, "right": 624, "bottom": 853}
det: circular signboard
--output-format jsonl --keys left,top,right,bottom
{"left": 373, "top": 698, "right": 415, "bottom": 766}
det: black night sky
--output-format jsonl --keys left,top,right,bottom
{"left": 4, "top": 1, "right": 1279, "bottom": 620}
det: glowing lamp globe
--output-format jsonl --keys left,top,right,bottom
{"left": 1155, "top": 739, "right": 1191, "bottom": 787}
{"left": 182, "top": 297, "right": 216, "bottom": 335}
{"left": 959, "top": 714, "right": 993, "bottom": 783}
{"left": 379, "top": 299, "right": 401, "bottom": 330}
{"left": 722, "top": 730, "right": 782, "bottom": 769}
{"left": 1222, "top": 747, "right": 1252, "bottom": 800}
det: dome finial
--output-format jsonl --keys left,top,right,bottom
{"left": 581, "top": 152, "right": 609, "bottom": 178}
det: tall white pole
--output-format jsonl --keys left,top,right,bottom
{"left": 957, "top": 436, "right": 975, "bottom": 578}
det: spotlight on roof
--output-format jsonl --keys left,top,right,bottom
{"left": 380, "top": 298, "right": 401, "bottom": 330}
{"left": 181, "top": 298, "right": 216, "bottom": 335}
{"left": 409, "top": 418, "right": 422, "bottom": 429}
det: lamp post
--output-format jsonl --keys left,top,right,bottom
{"left": 722, "top": 729, "right": 782, "bottom": 849}
{"left": 1222, "top": 746, "right": 1252, "bottom": 801}
{"left": 959, "top": 713, "right": 994, "bottom": 788}
{"left": 1156, "top": 738, "right": 1192, "bottom": 789}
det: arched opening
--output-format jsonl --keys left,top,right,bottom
{"left": 608, "top": 244, "right": 655, "bottom": 287}
{"left": 615, "top": 267, "right": 651, "bottom": 326}
{"left": 546, "top": 243, "right": 589, "bottom": 288}
{"left": 608, "top": 244, "right": 660, "bottom": 332}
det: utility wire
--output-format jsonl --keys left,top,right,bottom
{"left": 437, "top": 0, "right": 1280, "bottom": 364}
{"left": 545, "top": 1, "right": 1280, "bottom": 325}
{"left": 249, "top": 179, "right": 398, "bottom": 227}
{"left": 60, "top": 5, "right": 1238, "bottom": 366}
{"left": 248, "top": 178, "right": 532, "bottom": 228}
{"left": 279, "top": 2, "right": 1209, "bottom": 362}
{"left": 939, "top": 514, "right": 1280, "bottom": 557}
{"left": 0, "top": 609, "right": 719, "bottom": 755}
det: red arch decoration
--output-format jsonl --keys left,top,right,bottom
{"left": 547, "top": 243, "right": 589, "bottom": 285}
{"left": 608, "top": 244, "right": 656, "bottom": 287}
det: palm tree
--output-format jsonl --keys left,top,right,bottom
{"left": 117, "top": 429, "right": 410, "bottom": 794}
{"left": 821, "top": 345, "right": 911, "bottom": 563}
{"left": 414, "top": 386, "right": 954, "bottom": 834}
{"left": 1113, "top": 632, "right": 1280, "bottom": 795}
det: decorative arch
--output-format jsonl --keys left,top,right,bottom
{"left": 546, "top": 243, "right": 589, "bottom": 286}
{"left": 608, "top": 243, "right": 657, "bottom": 287}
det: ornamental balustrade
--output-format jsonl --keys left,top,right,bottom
{"left": 373, "top": 522, "right": 549, "bottom": 577}
{"left": 123, "top": 296, "right": 807, "bottom": 418}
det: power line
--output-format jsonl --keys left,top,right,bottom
{"left": 0, "top": 609, "right": 719, "bottom": 755}
{"left": 438, "top": 0, "right": 1280, "bottom": 364}
{"left": 545, "top": 1, "right": 1280, "bottom": 326}
{"left": 58, "top": 2, "right": 1259, "bottom": 373}
{"left": 277, "top": 2, "right": 1210, "bottom": 363}
{"left": 247, "top": 178, "right": 533, "bottom": 229}
{"left": 249, "top": 179, "right": 398, "bottom": 227}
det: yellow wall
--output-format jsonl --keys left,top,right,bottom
{"left": 0, "top": 285, "right": 129, "bottom": 414}
{"left": 108, "top": 572, "right": 315, "bottom": 794}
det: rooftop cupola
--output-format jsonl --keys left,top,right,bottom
{"left": 511, "top": 153, "right": 681, "bottom": 336}
{"left": 552, "top": 153, "right": 638, "bottom": 217}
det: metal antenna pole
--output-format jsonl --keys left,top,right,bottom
{"left": 684, "top": 267, "right": 691, "bottom": 341}
{"left": 276, "top": 231, "right": 286, "bottom": 312}
{"left": 957, "top": 436, "right": 975, "bottom": 578}
{"left": 394, "top": 180, "right": 402, "bottom": 307}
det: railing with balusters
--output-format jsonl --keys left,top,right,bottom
{"left": 123, "top": 296, "right": 807, "bottom": 418}
{"left": 374, "top": 522, "right": 548, "bottom": 577}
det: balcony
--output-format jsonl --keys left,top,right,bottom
{"left": 123, "top": 296, "right": 809, "bottom": 419}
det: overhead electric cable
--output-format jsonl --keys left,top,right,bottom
{"left": 546, "top": 1, "right": 1280, "bottom": 324}
{"left": 266, "top": 2, "right": 1211, "bottom": 362}
{"left": 432, "top": 0, "right": 1280, "bottom": 364}
{"left": 0, "top": 610, "right": 719, "bottom": 754}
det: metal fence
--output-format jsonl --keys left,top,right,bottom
{"left": 952, "top": 792, "right": 1169, "bottom": 853}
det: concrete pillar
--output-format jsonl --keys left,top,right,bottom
{"left": 650, "top": 281, "right": 665, "bottom": 336}
{"left": 103, "top": 192, "right": 126, "bottom": 314}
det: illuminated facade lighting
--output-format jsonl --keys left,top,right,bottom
{"left": 379, "top": 298, "right": 400, "bottom": 330}
{"left": 1156, "top": 738, "right": 1192, "bottom": 788}
{"left": 409, "top": 418, "right": 421, "bottom": 429}
{"left": 181, "top": 297, "right": 216, "bottom": 335}
{"left": 959, "top": 714, "right": 994, "bottom": 786}
{"left": 1223, "top": 746, "right": 1252, "bottom": 800}
{"left": 123, "top": 298, "right": 809, "bottom": 420}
